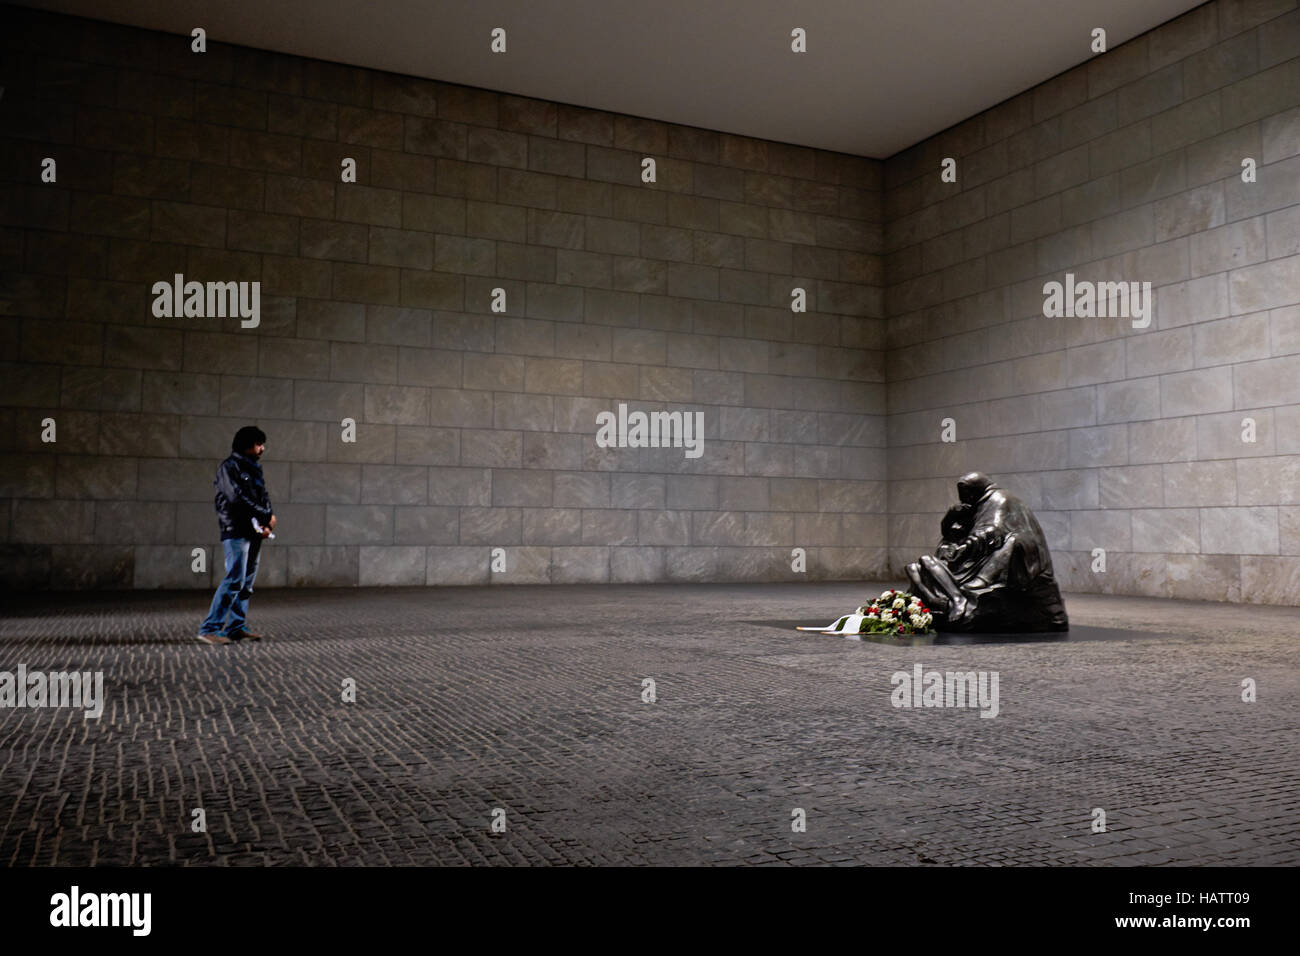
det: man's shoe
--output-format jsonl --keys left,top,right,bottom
{"left": 225, "top": 629, "right": 262, "bottom": 641}
{"left": 196, "top": 632, "right": 231, "bottom": 645}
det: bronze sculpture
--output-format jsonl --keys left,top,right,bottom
{"left": 905, "top": 472, "right": 1068, "bottom": 632}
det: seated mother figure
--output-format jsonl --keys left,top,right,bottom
{"left": 906, "top": 472, "right": 1069, "bottom": 632}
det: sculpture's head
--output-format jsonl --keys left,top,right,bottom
{"left": 957, "top": 471, "right": 995, "bottom": 504}
{"left": 941, "top": 503, "right": 974, "bottom": 541}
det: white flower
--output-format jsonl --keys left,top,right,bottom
{"left": 892, "top": 597, "right": 905, "bottom": 610}
{"left": 879, "top": 590, "right": 895, "bottom": 602}
{"left": 881, "top": 610, "right": 895, "bottom": 622}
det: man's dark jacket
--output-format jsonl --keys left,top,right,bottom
{"left": 214, "top": 451, "right": 273, "bottom": 540}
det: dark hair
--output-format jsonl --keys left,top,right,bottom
{"left": 232, "top": 425, "right": 267, "bottom": 452}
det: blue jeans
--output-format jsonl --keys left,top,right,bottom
{"left": 200, "top": 536, "right": 262, "bottom": 636}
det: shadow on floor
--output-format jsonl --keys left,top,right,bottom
{"left": 748, "top": 621, "right": 1173, "bottom": 645}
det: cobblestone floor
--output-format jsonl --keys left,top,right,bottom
{"left": 1, "top": 582, "right": 1297, "bottom": 866}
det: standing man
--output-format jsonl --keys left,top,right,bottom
{"left": 197, "top": 425, "right": 276, "bottom": 645}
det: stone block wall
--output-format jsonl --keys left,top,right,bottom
{"left": 0, "top": 3, "right": 888, "bottom": 589}
{"left": 884, "top": 0, "right": 1300, "bottom": 604}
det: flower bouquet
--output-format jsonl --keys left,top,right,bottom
{"left": 796, "top": 589, "right": 936, "bottom": 639}
{"left": 855, "top": 589, "right": 935, "bottom": 636}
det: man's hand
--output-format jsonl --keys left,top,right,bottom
{"left": 259, "top": 526, "right": 273, "bottom": 538}
{"left": 267, "top": 514, "right": 276, "bottom": 530}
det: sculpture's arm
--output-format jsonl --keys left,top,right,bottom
{"left": 951, "top": 524, "right": 1004, "bottom": 563}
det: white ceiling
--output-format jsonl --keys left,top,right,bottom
{"left": 19, "top": 0, "right": 1206, "bottom": 158}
